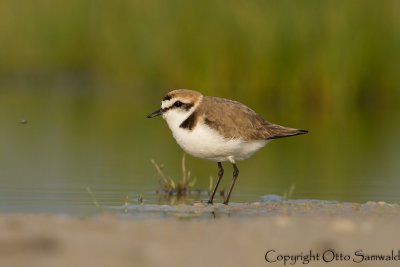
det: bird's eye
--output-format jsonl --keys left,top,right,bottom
{"left": 174, "top": 101, "right": 183, "bottom": 107}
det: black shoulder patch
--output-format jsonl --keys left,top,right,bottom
{"left": 179, "top": 112, "right": 197, "bottom": 130}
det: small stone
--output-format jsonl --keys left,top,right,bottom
{"left": 260, "top": 194, "right": 282, "bottom": 202}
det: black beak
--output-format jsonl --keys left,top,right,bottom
{"left": 147, "top": 108, "right": 163, "bottom": 118}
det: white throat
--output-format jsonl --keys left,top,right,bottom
{"left": 162, "top": 108, "right": 194, "bottom": 129}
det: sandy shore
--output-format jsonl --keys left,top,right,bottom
{"left": 1, "top": 201, "right": 400, "bottom": 267}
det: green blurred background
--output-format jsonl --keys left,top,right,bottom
{"left": 1, "top": 0, "right": 400, "bottom": 211}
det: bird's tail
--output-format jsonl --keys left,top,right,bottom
{"left": 265, "top": 124, "right": 308, "bottom": 140}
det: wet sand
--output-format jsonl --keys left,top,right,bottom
{"left": 1, "top": 201, "right": 400, "bottom": 267}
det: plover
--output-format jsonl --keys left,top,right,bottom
{"left": 147, "top": 89, "right": 308, "bottom": 204}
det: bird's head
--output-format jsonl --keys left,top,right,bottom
{"left": 147, "top": 89, "right": 203, "bottom": 125}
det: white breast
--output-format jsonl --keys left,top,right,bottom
{"left": 162, "top": 109, "right": 269, "bottom": 163}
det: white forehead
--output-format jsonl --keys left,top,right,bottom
{"left": 161, "top": 99, "right": 174, "bottom": 109}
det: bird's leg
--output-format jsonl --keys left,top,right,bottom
{"left": 223, "top": 163, "right": 239, "bottom": 205}
{"left": 208, "top": 162, "right": 224, "bottom": 204}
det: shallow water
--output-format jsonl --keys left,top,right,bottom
{"left": 0, "top": 181, "right": 398, "bottom": 218}
{"left": 3, "top": 181, "right": 399, "bottom": 220}
{"left": 1, "top": 88, "right": 400, "bottom": 215}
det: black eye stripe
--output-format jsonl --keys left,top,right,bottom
{"left": 182, "top": 103, "right": 193, "bottom": 111}
{"left": 162, "top": 102, "right": 194, "bottom": 112}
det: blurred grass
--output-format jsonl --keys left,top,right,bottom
{"left": 0, "top": 0, "right": 399, "bottom": 116}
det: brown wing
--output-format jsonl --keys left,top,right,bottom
{"left": 198, "top": 96, "right": 307, "bottom": 140}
